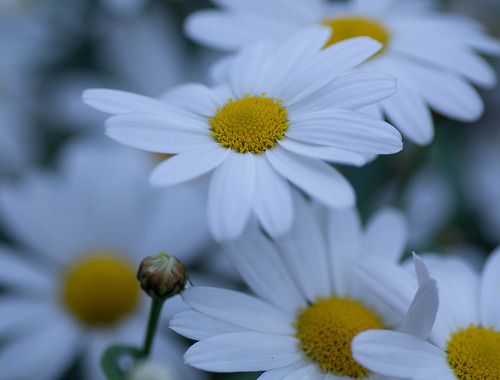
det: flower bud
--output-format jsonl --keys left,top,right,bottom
{"left": 137, "top": 251, "right": 188, "bottom": 300}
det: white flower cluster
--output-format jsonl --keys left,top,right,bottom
{"left": 0, "top": 0, "right": 500, "bottom": 379}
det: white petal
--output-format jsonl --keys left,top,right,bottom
{"left": 413, "top": 253, "right": 431, "bottom": 286}
{"left": 327, "top": 207, "right": 362, "bottom": 296}
{"left": 212, "top": 0, "right": 323, "bottom": 19}
{"left": 227, "top": 42, "right": 275, "bottom": 96}
{"left": 160, "top": 82, "right": 222, "bottom": 117}
{"left": 0, "top": 174, "right": 81, "bottom": 265}
{"left": 153, "top": 330, "right": 208, "bottom": 380}
{"left": 267, "top": 146, "right": 355, "bottom": 209}
{"left": 399, "top": 278, "right": 439, "bottom": 340}
{"left": 81, "top": 334, "right": 111, "bottom": 380}
{"left": 105, "top": 112, "right": 209, "bottom": 154}
{"left": 184, "top": 10, "right": 243, "bottom": 51}
{"left": 150, "top": 143, "right": 230, "bottom": 186}
{"left": 349, "top": 0, "right": 397, "bottom": 14}
{"left": 283, "top": 364, "right": 324, "bottom": 380}
{"left": 287, "top": 109, "right": 402, "bottom": 154}
{"left": 413, "top": 369, "right": 457, "bottom": 380}
{"left": 181, "top": 287, "right": 295, "bottom": 335}
{"left": 184, "top": 332, "right": 303, "bottom": 372}
{"left": 263, "top": 26, "right": 332, "bottom": 94}
{"left": 276, "top": 193, "right": 332, "bottom": 302}
{"left": 0, "top": 319, "right": 80, "bottom": 380}
{"left": 184, "top": 10, "right": 297, "bottom": 51}
{"left": 207, "top": 152, "right": 256, "bottom": 241}
{"left": 376, "top": 60, "right": 434, "bottom": 145}
{"left": 253, "top": 156, "right": 295, "bottom": 238}
{"left": 356, "top": 258, "right": 417, "bottom": 318}
{"left": 0, "top": 297, "right": 61, "bottom": 337}
{"left": 424, "top": 256, "right": 480, "bottom": 349}
{"left": 278, "top": 138, "right": 370, "bottom": 167}
{"left": 82, "top": 88, "right": 174, "bottom": 116}
{"left": 289, "top": 71, "right": 397, "bottom": 115}
{"left": 363, "top": 207, "right": 408, "bottom": 263}
{"left": 352, "top": 330, "right": 448, "bottom": 378}
{"left": 480, "top": 246, "right": 500, "bottom": 327}
{"left": 467, "top": 34, "right": 500, "bottom": 56}
{"left": 399, "top": 60, "right": 484, "bottom": 122}
{"left": 170, "top": 309, "right": 245, "bottom": 340}
{"left": 0, "top": 247, "right": 54, "bottom": 291}
{"left": 391, "top": 40, "right": 497, "bottom": 88}
{"left": 279, "top": 37, "right": 382, "bottom": 105}
{"left": 257, "top": 362, "right": 310, "bottom": 380}
{"left": 222, "top": 225, "right": 306, "bottom": 313}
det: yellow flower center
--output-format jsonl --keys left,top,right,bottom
{"left": 208, "top": 94, "right": 289, "bottom": 154}
{"left": 447, "top": 324, "right": 500, "bottom": 379}
{"left": 62, "top": 252, "right": 140, "bottom": 326}
{"left": 321, "top": 16, "right": 390, "bottom": 53}
{"left": 295, "top": 297, "right": 384, "bottom": 377}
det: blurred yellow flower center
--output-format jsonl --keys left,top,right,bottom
{"left": 295, "top": 297, "right": 384, "bottom": 377}
{"left": 447, "top": 325, "right": 500, "bottom": 379}
{"left": 321, "top": 16, "right": 390, "bottom": 52}
{"left": 209, "top": 94, "right": 289, "bottom": 154}
{"left": 62, "top": 252, "right": 139, "bottom": 326}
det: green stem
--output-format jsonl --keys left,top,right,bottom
{"left": 141, "top": 297, "right": 165, "bottom": 358}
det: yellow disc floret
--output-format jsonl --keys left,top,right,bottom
{"left": 209, "top": 94, "right": 289, "bottom": 154}
{"left": 295, "top": 297, "right": 384, "bottom": 378}
{"left": 321, "top": 16, "right": 390, "bottom": 52}
{"left": 447, "top": 324, "right": 500, "bottom": 379}
{"left": 62, "top": 252, "right": 139, "bottom": 326}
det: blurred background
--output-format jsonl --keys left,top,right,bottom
{"left": 0, "top": 1, "right": 499, "bottom": 379}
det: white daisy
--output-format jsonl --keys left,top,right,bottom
{"left": 170, "top": 195, "right": 438, "bottom": 379}
{"left": 185, "top": 0, "right": 500, "bottom": 145}
{"left": 352, "top": 248, "right": 500, "bottom": 379}
{"left": 83, "top": 26, "right": 402, "bottom": 242}
{"left": 0, "top": 138, "right": 211, "bottom": 380}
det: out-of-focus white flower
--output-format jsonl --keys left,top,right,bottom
{"left": 42, "top": 3, "right": 196, "bottom": 132}
{"left": 169, "top": 197, "right": 437, "bottom": 379}
{"left": 461, "top": 112, "right": 500, "bottom": 244}
{"left": 97, "top": 4, "right": 193, "bottom": 97}
{"left": 0, "top": 138, "right": 211, "bottom": 380}
{"left": 186, "top": 0, "right": 500, "bottom": 145}
{"left": 402, "top": 165, "right": 456, "bottom": 250}
{"left": 98, "top": 0, "right": 148, "bottom": 17}
{"left": 353, "top": 248, "right": 500, "bottom": 380}
{"left": 83, "top": 27, "right": 401, "bottom": 241}
{"left": 0, "top": 101, "right": 40, "bottom": 176}
{"left": 0, "top": 2, "right": 63, "bottom": 99}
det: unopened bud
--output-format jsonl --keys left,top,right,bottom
{"left": 137, "top": 251, "right": 188, "bottom": 300}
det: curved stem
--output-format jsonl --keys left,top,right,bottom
{"left": 141, "top": 297, "right": 165, "bottom": 358}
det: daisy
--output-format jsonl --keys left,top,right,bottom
{"left": 352, "top": 248, "right": 500, "bottom": 379}
{"left": 185, "top": 0, "right": 500, "bottom": 145}
{"left": 170, "top": 195, "right": 438, "bottom": 379}
{"left": 83, "top": 26, "right": 402, "bottom": 242}
{"left": 0, "top": 138, "right": 211, "bottom": 380}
